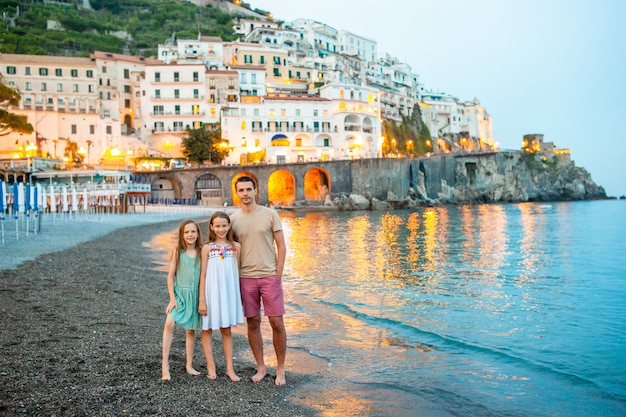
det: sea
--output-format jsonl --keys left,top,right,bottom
{"left": 154, "top": 200, "right": 626, "bottom": 416}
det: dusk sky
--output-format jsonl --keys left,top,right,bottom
{"left": 255, "top": 0, "right": 626, "bottom": 197}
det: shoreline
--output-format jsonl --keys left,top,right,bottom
{"left": 0, "top": 216, "right": 322, "bottom": 416}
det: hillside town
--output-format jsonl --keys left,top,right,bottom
{"left": 0, "top": 2, "right": 498, "bottom": 175}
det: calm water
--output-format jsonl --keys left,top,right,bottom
{"left": 151, "top": 200, "right": 626, "bottom": 416}
{"left": 278, "top": 201, "right": 626, "bottom": 416}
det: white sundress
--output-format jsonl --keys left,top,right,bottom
{"left": 202, "top": 242, "right": 245, "bottom": 330}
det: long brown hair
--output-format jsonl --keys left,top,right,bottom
{"left": 208, "top": 211, "right": 236, "bottom": 244}
{"left": 171, "top": 219, "right": 202, "bottom": 271}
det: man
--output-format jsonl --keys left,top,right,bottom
{"left": 230, "top": 176, "right": 287, "bottom": 386}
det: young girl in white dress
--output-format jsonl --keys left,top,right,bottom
{"left": 198, "top": 211, "right": 244, "bottom": 381}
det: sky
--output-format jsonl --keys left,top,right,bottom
{"left": 253, "top": 0, "right": 626, "bottom": 197}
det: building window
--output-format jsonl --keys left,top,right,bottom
{"left": 24, "top": 67, "right": 31, "bottom": 75}
{"left": 106, "top": 125, "right": 112, "bottom": 134}
{"left": 102, "top": 66, "right": 107, "bottom": 73}
{"left": 55, "top": 68, "right": 62, "bottom": 76}
{"left": 228, "top": 79, "right": 235, "bottom": 89}
{"left": 210, "top": 94, "right": 215, "bottom": 103}
{"left": 193, "top": 72, "right": 199, "bottom": 82}
{"left": 154, "top": 72, "right": 160, "bottom": 82}
{"left": 241, "top": 121, "right": 246, "bottom": 130}
{"left": 174, "top": 105, "right": 180, "bottom": 115}
{"left": 155, "top": 89, "right": 160, "bottom": 99}
{"left": 124, "top": 99, "right": 130, "bottom": 108}
{"left": 41, "top": 83, "right": 47, "bottom": 91}
{"left": 251, "top": 73, "right": 257, "bottom": 83}
{"left": 281, "top": 108, "right": 286, "bottom": 116}
{"left": 73, "top": 84, "right": 79, "bottom": 92}
{"left": 174, "top": 89, "right": 180, "bottom": 99}
{"left": 273, "top": 68, "right": 280, "bottom": 76}
{"left": 56, "top": 83, "right": 63, "bottom": 92}
{"left": 123, "top": 68, "right": 130, "bottom": 79}
{"left": 6, "top": 66, "right": 17, "bottom": 74}
{"left": 259, "top": 56, "right": 265, "bottom": 64}
{"left": 296, "top": 109, "right": 300, "bottom": 116}
{"left": 71, "top": 69, "right": 78, "bottom": 77}
{"left": 88, "top": 85, "right": 94, "bottom": 93}
{"left": 313, "top": 109, "right": 318, "bottom": 117}
{"left": 253, "top": 109, "right": 259, "bottom": 116}
{"left": 194, "top": 89, "right": 199, "bottom": 99}
{"left": 173, "top": 121, "right": 183, "bottom": 131}
{"left": 25, "top": 82, "right": 31, "bottom": 91}
{"left": 90, "top": 125, "right": 95, "bottom": 134}
{"left": 244, "top": 54, "right": 252, "bottom": 64}
{"left": 174, "top": 72, "right": 179, "bottom": 82}
{"left": 86, "top": 70, "right": 93, "bottom": 78}
{"left": 273, "top": 56, "right": 281, "bottom": 65}
{"left": 71, "top": 125, "right": 77, "bottom": 134}
{"left": 39, "top": 68, "right": 48, "bottom": 76}
{"left": 153, "top": 105, "right": 164, "bottom": 115}
{"left": 209, "top": 79, "right": 216, "bottom": 89}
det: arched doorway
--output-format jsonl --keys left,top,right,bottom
{"left": 268, "top": 170, "right": 295, "bottom": 207}
{"left": 304, "top": 168, "right": 330, "bottom": 202}
{"left": 151, "top": 178, "right": 176, "bottom": 202}
{"left": 195, "top": 173, "right": 222, "bottom": 206}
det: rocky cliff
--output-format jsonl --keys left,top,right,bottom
{"left": 333, "top": 151, "right": 607, "bottom": 210}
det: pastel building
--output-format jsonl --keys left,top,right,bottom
{"left": 221, "top": 83, "right": 382, "bottom": 165}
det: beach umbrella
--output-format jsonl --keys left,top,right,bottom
{"left": 82, "top": 188, "right": 89, "bottom": 213}
{"left": 0, "top": 180, "right": 5, "bottom": 244}
{"left": 41, "top": 185, "right": 47, "bottom": 211}
{"left": 71, "top": 187, "right": 79, "bottom": 213}
{"left": 33, "top": 185, "right": 40, "bottom": 234}
{"left": 61, "top": 186, "right": 69, "bottom": 213}
{"left": 25, "top": 184, "right": 31, "bottom": 236}
{"left": 49, "top": 185, "right": 57, "bottom": 213}
{"left": 18, "top": 183, "right": 25, "bottom": 213}
{"left": 0, "top": 180, "right": 5, "bottom": 215}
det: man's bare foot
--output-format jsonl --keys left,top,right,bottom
{"left": 206, "top": 368, "right": 217, "bottom": 380}
{"left": 226, "top": 371, "right": 241, "bottom": 382}
{"left": 275, "top": 369, "right": 286, "bottom": 386}
{"left": 186, "top": 366, "right": 201, "bottom": 376}
{"left": 251, "top": 367, "right": 267, "bottom": 383}
{"left": 161, "top": 365, "right": 171, "bottom": 381}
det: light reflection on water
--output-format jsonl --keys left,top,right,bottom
{"left": 280, "top": 201, "right": 626, "bottom": 417}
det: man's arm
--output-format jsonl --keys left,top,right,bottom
{"left": 274, "top": 229, "right": 286, "bottom": 281}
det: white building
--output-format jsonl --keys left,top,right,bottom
{"left": 157, "top": 33, "right": 225, "bottom": 67}
{"left": 420, "top": 91, "right": 495, "bottom": 153}
{"left": 221, "top": 83, "right": 382, "bottom": 165}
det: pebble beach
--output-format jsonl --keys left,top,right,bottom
{"left": 0, "top": 212, "right": 321, "bottom": 416}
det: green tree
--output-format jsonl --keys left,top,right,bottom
{"left": 182, "top": 127, "right": 226, "bottom": 164}
{"left": 381, "top": 103, "right": 432, "bottom": 156}
{"left": 0, "top": 82, "right": 34, "bottom": 136}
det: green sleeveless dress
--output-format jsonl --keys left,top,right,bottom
{"left": 169, "top": 252, "right": 202, "bottom": 330}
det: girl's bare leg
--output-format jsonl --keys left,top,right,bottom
{"left": 201, "top": 330, "right": 217, "bottom": 380}
{"left": 161, "top": 317, "right": 175, "bottom": 380}
{"left": 185, "top": 330, "right": 200, "bottom": 375}
{"left": 220, "top": 327, "right": 240, "bottom": 382}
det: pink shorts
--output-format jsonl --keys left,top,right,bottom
{"left": 240, "top": 276, "right": 285, "bottom": 318}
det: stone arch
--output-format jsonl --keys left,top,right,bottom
{"left": 304, "top": 168, "right": 330, "bottom": 202}
{"left": 151, "top": 176, "right": 181, "bottom": 202}
{"left": 268, "top": 169, "right": 295, "bottom": 207}
{"left": 231, "top": 171, "right": 259, "bottom": 206}
{"left": 195, "top": 173, "right": 222, "bottom": 206}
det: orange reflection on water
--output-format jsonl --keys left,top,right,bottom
{"left": 516, "top": 203, "right": 545, "bottom": 283}
{"left": 476, "top": 204, "right": 508, "bottom": 280}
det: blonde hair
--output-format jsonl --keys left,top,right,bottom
{"left": 171, "top": 219, "right": 202, "bottom": 271}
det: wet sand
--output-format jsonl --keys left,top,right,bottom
{"left": 0, "top": 219, "right": 321, "bottom": 416}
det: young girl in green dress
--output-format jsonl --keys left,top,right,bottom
{"left": 161, "top": 219, "right": 203, "bottom": 380}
